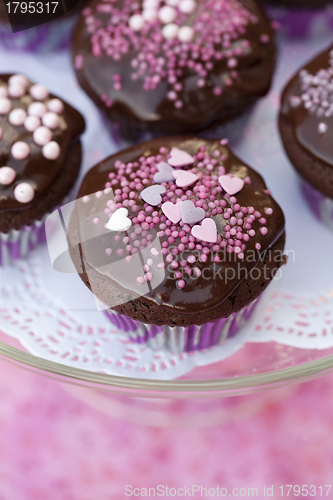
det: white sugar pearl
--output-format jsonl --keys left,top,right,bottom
{"left": 42, "top": 112, "right": 60, "bottom": 130}
{"left": 318, "top": 122, "right": 328, "bottom": 134}
{"left": 158, "top": 5, "right": 176, "bottom": 23}
{"left": 43, "top": 141, "right": 60, "bottom": 160}
{"left": 0, "top": 97, "right": 12, "bottom": 115}
{"left": 143, "top": 0, "right": 159, "bottom": 7}
{"left": 179, "top": 0, "right": 196, "bottom": 13}
{"left": 8, "top": 108, "right": 27, "bottom": 126}
{"left": 14, "top": 183, "right": 35, "bottom": 203}
{"left": 8, "top": 83, "right": 26, "bottom": 98}
{"left": 162, "top": 23, "right": 179, "bottom": 39}
{"left": 47, "top": 98, "right": 64, "bottom": 114}
{"left": 28, "top": 102, "right": 47, "bottom": 117}
{"left": 0, "top": 87, "right": 8, "bottom": 98}
{"left": 8, "top": 74, "right": 28, "bottom": 87}
{"left": 11, "top": 141, "right": 30, "bottom": 160}
{"left": 143, "top": 8, "right": 158, "bottom": 21}
{"left": 178, "top": 25, "right": 194, "bottom": 42}
{"left": 24, "top": 115, "right": 41, "bottom": 132}
{"left": 129, "top": 14, "right": 144, "bottom": 31}
{"left": 33, "top": 126, "right": 52, "bottom": 146}
{"left": 29, "top": 84, "right": 49, "bottom": 101}
{"left": 0, "top": 166, "right": 16, "bottom": 185}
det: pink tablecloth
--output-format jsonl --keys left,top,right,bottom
{"left": 0, "top": 357, "right": 332, "bottom": 499}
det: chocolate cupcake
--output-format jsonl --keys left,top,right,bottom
{"left": 279, "top": 45, "right": 333, "bottom": 231}
{"left": 0, "top": 74, "right": 85, "bottom": 265}
{"left": 72, "top": 0, "right": 276, "bottom": 142}
{"left": 68, "top": 137, "right": 286, "bottom": 352}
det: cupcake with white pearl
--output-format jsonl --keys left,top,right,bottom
{"left": 73, "top": 0, "right": 276, "bottom": 142}
{"left": 279, "top": 45, "right": 333, "bottom": 232}
{"left": 0, "top": 74, "right": 85, "bottom": 265}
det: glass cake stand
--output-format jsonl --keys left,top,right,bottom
{"left": 1, "top": 5, "right": 333, "bottom": 426}
{"left": 0, "top": 331, "right": 331, "bottom": 427}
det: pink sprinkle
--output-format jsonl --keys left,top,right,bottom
{"left": 260, "top": 227, "right": 268, "bottom": 236}
{"left": 105, "top": 248, "right": 112, "bottom": 255}
{"left": 33, "top": 126, "right": 52, "bottom": 146}
{"left": 74, "top": 55, "right": 84, "bottom": 70}
{"left": 93, "top": 217, "right": 99, "bottom": 225}
{"left": 43, "top": 141, "right": 61, "bottom": 160}
{"left": 177, "top": 279, "right": 185, "bottom": 289}
{"left": 265, "top": 207, "right": 273, "bottom": 215}
{"left": 11, "top": 141, "right": 30, "bottom": 160}
{"left": 47, "top": 98, "right": 64, "bottom": 114}
{"left": 28, "top": 102, "right": 46, "bottom": 117}
{"left": 137, "top": 276, "right": 145, "bottom": 284}
{"left": 30, "top": 84, "right": 49, "bottom": 101}
{"left": 0, "top": 97, "right": 12, "bottom": 115}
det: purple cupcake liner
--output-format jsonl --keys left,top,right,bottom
{"left": 265, "top": 5, "right": 333, "bottom": 39}
{"left": 104, "top": 298, "right": 259, "bottom": 353}
{"left": 0, "top": 15, "right": 76, "bottom": 52}
{"left": 0, "top": 215, "right": 48, "bottom": 266}
{"left": 301, "top": 180, "right": 333, "bottom": 232}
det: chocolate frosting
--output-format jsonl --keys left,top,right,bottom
{"left": 72, "top": 137, "right": 285, "bottom": 315}
{"left": 72, "top": 0, "right": 276, "bottom": 133}
{"left": 280, "top": 45, "right": 333, "bottom": 169}
{"left": 0, "top": 74, "right": 85, "bottom": 213}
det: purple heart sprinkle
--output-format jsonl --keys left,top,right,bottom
{"left": 153, "top": 162, "right": 175, "bottom": 183}
{"left": 141, "top": 185, "right": 166, "bottom": 206}
{"left": 181, "top": 200, "right": 205, "bottom": 224}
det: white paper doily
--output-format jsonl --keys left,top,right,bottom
{"left": 1, "top": 15, "right": 333, "bottom": 380}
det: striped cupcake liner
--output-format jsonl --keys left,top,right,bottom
{"left": 104, "top": 299, "right": 259, "bottom": 353}
{"left": 0, "top": 215, "right": 47, "bottom": 266}
{"left": 301, "top": 180, "right": 333, "bottom": 232}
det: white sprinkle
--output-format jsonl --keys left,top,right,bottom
{"left": 178, "top": 25, "right": 194, "bottom": 42}
{"left": 162, "top": 23, "right": 179, "bottom": 39}
{"left": 158, "top": 5, "right": 176, "bottom": 24}
{"left": 318, "top": 122, "right": 328, "bottom": 134}
{"left": 179, "top": 0, "right": 196, "bottom": 13}
{"left": 128, "top": 14, "right": 144, "bottom": 31}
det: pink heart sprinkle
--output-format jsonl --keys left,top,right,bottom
{"left": 168, "top": 147, "right": 195, "bottom": 167}
{"left": 191, "top": 218, "right": 217, "bottom": 243}
{"left": 172, "top": 170, "right": 199, "bottom": 188}
{"left": 219, "top": 175, "right": 244, "bottom": 195}
{"left": 161, "top": 200, "right": 183, "bottom": 223}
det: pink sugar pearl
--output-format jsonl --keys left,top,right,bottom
{"left": 28, "top": 102, "right": 47, "bottom": 117}
{"left": 0, "top": 97, "right": 12, "bottom": 115}
{"left": 24, "top": 115, "right": 41, "bottom": 132}
{"left": 47, "top": 98, "right": 64, "bottom": 114}
{"left": 14, "top": 183, "right": 34, "bottom": 203}
{"left": 42, "top": 112, "right": 60, "bottom": 130}
{"left": 43, "top": 141, "right": 60, "bottom": 160}
{"left": 33, "top": 126, "right": 52, "bottom": 146}
{"left": 11, "top": 141, "right": 30, "bottom": 160}
{"left": 0, "top": 166, "right": 16, "bottom": 185}
{"left": 8, "top": 74, "right": 28, "bottom": 87}
{"left": 8, "top": 108, "right": 27, "bottom": 126}
{"left": 8, "top": 83, "right": 26, "bottom": 98}
{"left": 29, "top": 84, "right": 49, "bottom": 101}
